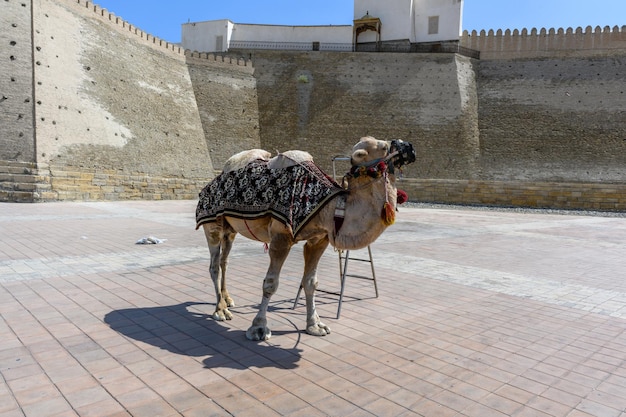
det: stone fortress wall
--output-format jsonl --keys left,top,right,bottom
{"left": 454, "top": 25, "right": 626, "bottom": 210}
{"left": 1, "top": 0, "right": 253, "bottom": 202}
{"left": 1, "top": 0, "right": 625, "bottom": 210}
{"left": 251, "top": 51, "right": 479, "bottom": 180}
{"left": 1, "top": 0, "right": 35, "bottom": 175}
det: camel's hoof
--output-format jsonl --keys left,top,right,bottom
{"left": 306, "top": 322, "right": 331, "bottom": 336}
{"left": 225, "top": 297, "right": 235, "bottom": 307}
{"left": 246, "top": 325, "right": 271, "bottom": 341}
{"left": 213, "top": 309, "right": 232, "bottom": 321}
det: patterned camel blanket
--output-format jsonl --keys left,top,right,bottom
{"left": 196, "top": 160, "right": 346, "bottom": 236}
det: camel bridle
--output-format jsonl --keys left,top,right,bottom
{"left": 333, "top": 139, "right": 416, "bottom": 236}
{"left": 334, "top": 145, "right": 405, "bottom": 236}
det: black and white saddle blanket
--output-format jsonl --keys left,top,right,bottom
{"left": 196, "top": 160, "right": 346, "bottom": 236}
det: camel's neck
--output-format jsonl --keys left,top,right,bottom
{"left": 330, "top": 173, "right": 397, "bottom": 250}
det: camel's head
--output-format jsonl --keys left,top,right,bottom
{"left": 347, "top": 136, "right": 415, "bottom": 227}
{"left": 350, "top": 136, "right": 416, "bottom": 172}
{"left": 350, "top": 136, "right": 391, "bottom": 166}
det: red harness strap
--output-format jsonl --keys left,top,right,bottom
{"left": 244, "top": 219, "right": 269, "bottom": 252}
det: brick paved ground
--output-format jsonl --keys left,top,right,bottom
{"left": 1, "top": 200, "right": 626, "bottom": 417}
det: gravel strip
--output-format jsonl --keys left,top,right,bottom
{"left": 401, "top": 201, "right": 626, "bottom": 218}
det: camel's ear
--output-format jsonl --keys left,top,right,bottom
{"left": 351, "top": 149, "right": 369, "bottom": 165}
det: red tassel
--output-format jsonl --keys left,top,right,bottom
{"left": 382, "top": 201, "right": 395, "bottom": 225}
{"left": 397, "top": 189, "right": 408, "bottom": 205}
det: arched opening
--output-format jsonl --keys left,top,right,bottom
{"left": 352, "top": 11, "right": 381, "bottom": 52}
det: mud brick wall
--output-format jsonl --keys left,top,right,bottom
{"left": 252, "top": 51, "right": 479, "bottom": 178}
{"left": 1, "top": 0, "right": 216, "bottom": 202}
{"left": 34, "top": 0, "right": 213, "bottom": 177}
{"left": 0, "top": 0, "right": 36, "bottom": 163}
{"left": 186, "top": 52, "right": 259, "bottom": 171}
{"left": 400, "top": 179, "right": 626, "bottom": 211}
{"left": 476, "top": 56, "right": 626, "bottom": 183}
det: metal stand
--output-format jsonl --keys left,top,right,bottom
{"left": 335, "top": 246, "right": 378, "bottom": 318}
{"left": 292, "top": 246, "right": 379, "bottom": 319}
{"left": 292, "top": 156, "right": 379, "bottom": 319}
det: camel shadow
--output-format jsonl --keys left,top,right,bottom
{"left": 103, "top": 302, "right": 302, "bottom": 370}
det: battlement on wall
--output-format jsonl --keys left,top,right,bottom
{"left": 69, "top": 1, "right": 252, "bottom": 68}
{"left": 461, "top": 25, "right": 626, "bottom": 59}
{"left": 71, "top": 0, "right": 184, "bottom": 58}
{"left": 185, "top": 51, "right": 253, "bottom": 71}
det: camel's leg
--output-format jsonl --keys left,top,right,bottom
{"left": 203, "top": 223, "right": 234, "bottom": 321}
{"left": 301, "top": 236, "right": 331, "bottom": 336}
{"left": 246, "top": 234, "right": 292, "bottom": 341}
{"left": 219, "top": 229, "right": 236, "bottom": 308}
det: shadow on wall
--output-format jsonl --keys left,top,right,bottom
{"left": 103, "top": 302, "right": 302, "bottom": 369}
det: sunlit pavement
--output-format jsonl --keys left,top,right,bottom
{"left": 1, "top": 200, "right": 626, "bottom": 416}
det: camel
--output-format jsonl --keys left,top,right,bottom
{"left": 196, "top": 136, "right": 415, "bottom": 341}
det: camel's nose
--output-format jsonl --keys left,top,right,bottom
{"left": 390, "top": 140, "right": 416, "bottom": 168}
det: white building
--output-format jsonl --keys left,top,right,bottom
{"left": 181, "top": 0, "right": 464, "bottom": 53}
{"left": 354, "top": 0, "right": 464, "bottom": 45}
{"left": 182, "top": 21, "right": 352, "bottom": 53}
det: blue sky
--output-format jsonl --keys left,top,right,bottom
{"left": 93, "top": 0, "right": 626, "bottom": 44}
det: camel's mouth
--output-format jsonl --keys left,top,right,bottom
{"left": 389, "top": 140, "right": 416, "bottom": 169}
